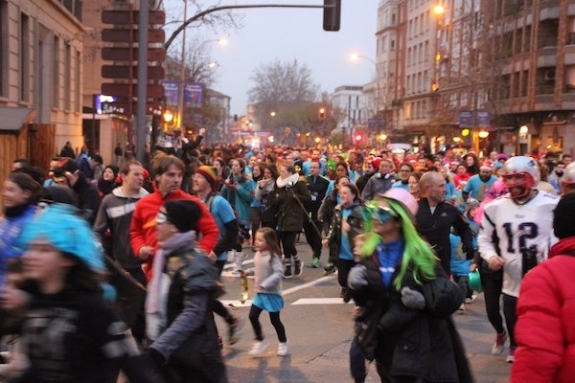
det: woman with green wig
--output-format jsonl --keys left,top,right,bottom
{"left": 348, "top": 188, "right": 473, "bottom": 383}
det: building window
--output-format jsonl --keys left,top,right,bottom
{"left": 20, "top": 12, "right": 30, "bottom": 102}
{"left": 53, "top": 36, "right": 60, "bottom": 108}
{"left": 64, "top": 43, "right": 71, "bottom": 110}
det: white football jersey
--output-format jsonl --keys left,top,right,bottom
{"left": 478, "top": 191, "right": 559, "bottom": 297}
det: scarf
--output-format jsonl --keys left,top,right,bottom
{"left": 260, "top": 177, "right": 276, "bottom": 192}
{"left": 146, "top": 231, "right": 196, "bottom": 314}
{"left": 97, "top": 178, "right": 116, "bottom": 195}
{"left": 276, "top": 173, "right": 300, "bottom": 189}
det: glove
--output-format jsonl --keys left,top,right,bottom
{"left": 401, "top": 287, "right": 426, "bottom": 310}
{"left": 348, "top": 265, "right": 368, "bottom": 290}
{"left": 142, "top": 347, "right": 166, "bottom": 368}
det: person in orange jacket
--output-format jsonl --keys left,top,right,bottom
{"left": 130, "top": 155, "right": 219, "bottom": 280}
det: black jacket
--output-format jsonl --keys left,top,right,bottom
{"left": 352, "top": 257, "right": 473, "bottom": 382}
{"left": 415, "top": 198, "right": 473, "bottom": 274}
{"left": 304, "top": 175, "right": 330, "bottom": 215}
{"left": 271, "top": 180, "right": 310, "bottom": 232}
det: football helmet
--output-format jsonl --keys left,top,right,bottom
{"left": 502, "top": 156, "right": 540, "bottom": 199}
{"left": 561, "top": 162, "right": 575, "bottom": 185}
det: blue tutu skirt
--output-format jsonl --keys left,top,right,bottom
{"left": 252, "top": 293, "right": 284, "bottom": 312}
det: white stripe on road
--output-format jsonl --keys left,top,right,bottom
{"left": 282, "top": 275, "right": 336, "bottom": 295}
{"left": 221, "top": 275, "right": 337, "bottom": 307}
{"left": 292, "top": 298, "right": 352, "bottom": 305}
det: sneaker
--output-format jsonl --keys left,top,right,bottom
{"left": 249, "top": 341, "right": 268, "bottom": 356}
{"left": 458, "top": 303, "right": 466, "bottom": 312}
{"left": 284, "top": 262, "right": 292, "bottom": 278}
{"left": 277, "top": 342, "right": 289, "bottom": 356}
{"left": 228, "top": 316, "right": 244, "bottom": 345}
{"left": 324, "top": 263, "right": 336, "bottom": 276}
{"left": 492, "top": 331, "right": 507, "bottom": 355}
{"left": 311, "top": 257, "right": 320, "bottom": 268}
{"left": 506, "top": 346, "right": 516, "bottom": 363}
{"left": 294, "top": 260, "right": 303, "bottom": 277}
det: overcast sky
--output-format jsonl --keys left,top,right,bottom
{"left": 163, "top": 0, "right": 380, "bottom": 115}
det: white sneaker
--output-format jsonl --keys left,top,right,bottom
{"left": 277, "top": 342, "right": 289, "bottom": 356}
{"left": 248, "top": 341, "right": 268, "bottom": 356}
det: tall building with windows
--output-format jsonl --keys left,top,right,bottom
{"left": 478, "top": 0, "right": 575, "bottom": 155}
{"left": 0, "top": 0, "right": 84, "bottom": 174}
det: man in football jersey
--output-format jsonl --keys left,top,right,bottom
{"left": 478, "top": 156, "right": 559, "bottom": 363}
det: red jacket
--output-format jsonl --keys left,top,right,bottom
{"left": 511, "top": 237, "right": 575, "bottom": 383}
{"left": 130, "top": 189, "right": 219, "bottom": 280}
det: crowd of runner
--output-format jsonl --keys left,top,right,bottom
{"left": 1, "top": 136, "right": 574, "bottom": 383}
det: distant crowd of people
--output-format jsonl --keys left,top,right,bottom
{"left": 1, "top": 137, "right": 575, "bottom": 382}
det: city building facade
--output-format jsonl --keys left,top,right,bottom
{"left": 0, "top": 0, "right": 85, "bottom": 157}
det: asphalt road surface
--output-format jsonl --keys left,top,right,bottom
{"left": 216, "top": 242, "right": 511, "bottom": 383}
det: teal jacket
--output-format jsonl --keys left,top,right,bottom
{"left": 221, "top": 176, "right": 255, "bottom": 223}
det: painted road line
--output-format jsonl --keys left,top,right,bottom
{"left": 221, "top": 275, "right": 337, "bottom": 306}
{"left": 292, "top": 298, "right": 353, "bottom": 305}
{"left": 282, "top": 275, "right": 336, "bottom": 295}
{"left": 223, "top": 259, "right": 255, "bottom": 270}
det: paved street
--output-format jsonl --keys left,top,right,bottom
{"left": 217, "top": 241, "right": 511, "bottom": 383}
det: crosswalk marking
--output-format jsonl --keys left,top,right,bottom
{"left": 292, "top": 298, "right": 352, "bottom": 305}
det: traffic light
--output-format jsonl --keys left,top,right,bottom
{"left": 318, "top": 107, "right": 326, "bottom": 120}
{"left": 354, "top": 131, "right": 366, "bottom": 145}
{"left": 323, "top": 0, "right": 341, "bottom": 32}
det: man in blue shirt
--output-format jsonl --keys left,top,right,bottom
{"left": 193, "top": 166, "right": 243, "bottom": 345}
{"left": 463, "top": 165, "right": 497, "bottom": 202}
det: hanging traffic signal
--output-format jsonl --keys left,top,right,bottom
{"left": 318, "top": 107, "right": 326, "bottom": 120}
{"left": 354, "top": 131, "right": 366, "bottom": 145}
{"left": 323, "top": 0, "right": 342, "bottom": 31}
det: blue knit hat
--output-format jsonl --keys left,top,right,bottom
{"left": 21, "top": 203, "right": 105, "bottom": 273}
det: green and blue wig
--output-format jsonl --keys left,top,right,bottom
{"left": 360, "top": 199, "right": 437, "bottom": 290}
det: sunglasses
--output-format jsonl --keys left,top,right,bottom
{"left": 363, "top": 203, "right": 399, "bottom": 225}
{"left": 375, "top": 206, "right": 398, "bottom": 225}
{"left": 156, "top": 211, "right": 169, "bottom": 225}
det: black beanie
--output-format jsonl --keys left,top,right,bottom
{"left": 553, "top": 193, "right": 575, "bottom": 239}
{"left": 164, "top": 199, "right": 202, "bottom": 233}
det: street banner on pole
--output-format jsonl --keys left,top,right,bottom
{"left": 163, "top": 81, "right": 179, "bottom": 106}
{"left": 184, "top": 83, "right": 203, "bottom": 108}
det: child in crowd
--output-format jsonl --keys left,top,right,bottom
{"left": 248, "top": 227, "right": 288, "bottom": 357}
{"left": 450, "top": 199, "right": 481, "bottom": 311}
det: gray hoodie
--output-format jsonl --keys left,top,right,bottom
{"left": 93, "top": 186, "right": 149, "bottom": 269}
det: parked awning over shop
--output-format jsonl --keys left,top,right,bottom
{"left": 0, "top": 107, "right": 35, "bottom": 132}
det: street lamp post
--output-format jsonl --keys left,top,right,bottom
{"left": 350, "top": 53, "right": 382, "bottom": 120}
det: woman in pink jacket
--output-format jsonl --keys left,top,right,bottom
{"left": 511, "top": 193, "right": 575, "bottom": 383}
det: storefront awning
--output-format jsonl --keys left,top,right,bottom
{"left": 0, "top": 107, "right": 35, "bottom": 132}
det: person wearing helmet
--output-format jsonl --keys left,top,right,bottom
{"left": 1, "top": 204, "right": 165, "bottom": 383}
{"left": 347, "top": 188, "right": 472, "bottom": 383}
{"left": 560, "top": 162, "right": 575, "bottom": 196}
{"left": 478, "top": 156, "right": 559, "bottom": 363}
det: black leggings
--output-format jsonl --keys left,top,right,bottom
{"left": 278, "top": 231, "right": 298, "bottom": 260}
{"left": 211, "top": 260, "right": 233, "bottom": 324}
{"left": 481, "top": 269, "right": 505, "bottom": 334}
{"left": 249, "top": 305, "right": 287, "bottom": 343}
{"left": 503, "top": 294, "right": 518, "bottom": 347}
{"left": 337, "top": 259, "right": 355, "bottom": 289}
